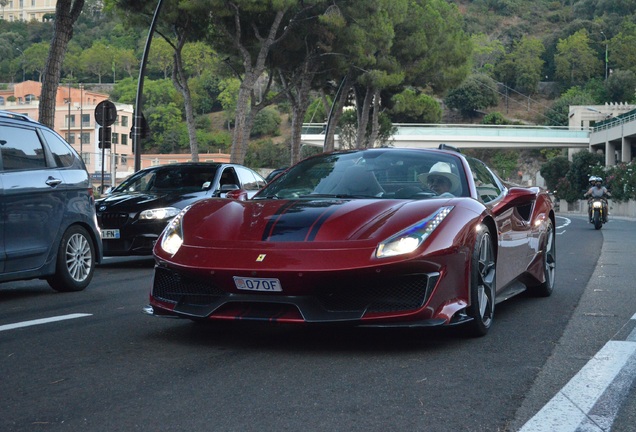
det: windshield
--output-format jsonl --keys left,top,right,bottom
{"left": 112, "top": 165, "right": 220, "bottom": 194}
{"left": 255, "top": 149, "right": 468, "bottom": 200}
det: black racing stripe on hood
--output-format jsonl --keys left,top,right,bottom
{"left": 262, "top": 200, "right": 341, "bottom": 242}
{"left": 262, "top": 200, "right": 301, "bottom": 241}
{"left": 306, "top": 206, "right": 339, "bottom": 241}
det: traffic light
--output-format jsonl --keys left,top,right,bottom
{"left": 98, "top": 126, "right": 112, "bottom": 149}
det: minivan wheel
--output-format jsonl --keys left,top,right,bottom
{"left": 47, "top": 225, "right": 96, "bottom": 292}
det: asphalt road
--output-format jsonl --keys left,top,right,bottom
{"left": 0, "top": 215, "right": 633, "bottom": 432}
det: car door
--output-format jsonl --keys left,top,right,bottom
{"left": 0, "top": 174, "right": 4, "bottom": 273}
{"left": 468, "top": 157, "right": 531, "bottom": 291}
{"left": 0, "top": 124, "right": 66, "bottom": 273}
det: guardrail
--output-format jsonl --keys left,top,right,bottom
{"left": 593, "top": 111, "right": 636, "bottom": 132}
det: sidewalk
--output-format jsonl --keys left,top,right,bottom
{"left": 511, "top": 215, "right": 636, "bottom": 431}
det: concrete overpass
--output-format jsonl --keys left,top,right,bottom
{"left": 301, "top": 123, "right": 591, "bottom": 150}
{"left": 589, "top": 109, "right": 636, "bottom": 166}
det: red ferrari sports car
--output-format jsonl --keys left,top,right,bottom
{"left": 145, "top": 146, "right": 556, "bottom": 336}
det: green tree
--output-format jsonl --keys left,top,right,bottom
{"left": 445, "top": 74, "right": 499, "bottom": 117}
{"left": 147, "top": 37, "right": 174, "bottom": 79}
{"left": 217, "top": 77, "right": 241, "bottom": 129}
{"left": 610, "top": 22, "right": 636, "bottom": 75}
{"left": 250, "top": 107, "right": 281, "bottom": 138}
{"left": 540, "top": 155, "right": 571, "bottom": 192}
{"left": 565, "top": 150, "right": 605, "bottom": 200}
{"left": 80, "top": 41, "right": 113, "bottom": 83}
{"left": 471, "top": 33, "right": 505, "bottom": 75}
{"left": 554, "top": 29, "right": 602, "bottom": 86}
{"left": 22, "top": 42, "right": 49, "bottom": 82}
{"left": 38, "top": 0, "right": 85, "bottom": 128}
{"left": 389, "top": 88, "right": 442, "bottom": 123}
{"left": 605, "top": 69, "right": 636, "bottom": 103}
{"left": 543, "top": 86, "right": 596, "bottom": 126}
{"left": 495, "top": 36, "right": 545, "bottom": 94}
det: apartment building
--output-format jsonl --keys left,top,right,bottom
{"left": 0, "top": 0, "right": 57, "bottom": 22}
{"left": 0, "top": 80, "right": 136, "bottom": 188}
{"left": 0, "top": 81, "right": 232, "bottom": 189}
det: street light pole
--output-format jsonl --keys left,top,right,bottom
{"left": 134, "top": 0, "right": 165, "bottom": 172}
{"left": 15, "top": 47, "right": 25, "bottom": 82}
{"left": 601, "top": 31, "right": 608, "bottom": 80}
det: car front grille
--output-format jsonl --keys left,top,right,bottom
{"left": 152, "top": 266, "right": 439, "bottom": 317}
{"left": 153, "top": 267, "right": 226, "bottom": 306}
{"left": 98, "top": 212, "right": 130, "bottom": 229}
{"left": 316, "top": 273, "right": 438, "bottom": 313}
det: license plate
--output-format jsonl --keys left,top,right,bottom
{"left": 101, "top": 229, "right": 120, "bottom": 239}
{"left": 233, "top": 277, "right": 282, "bottom": 292}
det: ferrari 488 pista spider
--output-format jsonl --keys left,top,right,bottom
{"left": 145, "top": 146, "right": 556, "bottom": 336}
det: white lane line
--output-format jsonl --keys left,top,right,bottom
{"left": 556, "top": 216, "right": 570, "bottom": 235}
{"left": 519, "top": 340, "right": 636, "bottom": 432}
{"left": 0, "top": 313, "right": 92, "bottom": 332}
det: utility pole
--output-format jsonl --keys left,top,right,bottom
{"left": 601, "top": 31, "right": 608, "bottom": 80}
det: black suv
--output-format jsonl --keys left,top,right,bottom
{"left": 0, "top": 111, "right": 102, "bottom": 291}
{"left": 96, "top": 162, "right": 266, "bottom": 256}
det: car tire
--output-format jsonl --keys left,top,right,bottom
{"left": 464, "top": 226, "right": 496, "bottom": 337}
{"left": 47, "top": 225, "right": 96, "bottom": 292}
{"left": 529, "top": 220, "right": 556, "bottom": 297}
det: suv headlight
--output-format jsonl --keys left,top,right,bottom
{"left": 140, "top": 207, "right": 181, "bottom": 220}
{"left": 376, "top": 206, "right": 453, "bottom": 258}
{"left": 160, "top": 206, "right": 191, "bottom": 255}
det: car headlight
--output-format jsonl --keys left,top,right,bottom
{"left": 376, "top": 206, "right": 453, "bottom": 258}
{"left": 159, "top": 206, "right": 191, "bottom": 255}
{"left": 139, "top": 207, "right": 181, "bottom": 220}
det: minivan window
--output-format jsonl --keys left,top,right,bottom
{"left": 41, "top": 129, "right": 76, "bottom": 167}
{"left": 0, "top": 126, "right": 46, "bottom": 170}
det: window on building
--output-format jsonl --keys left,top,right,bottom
{"left": 121, "top": 154, "right": 128, "bottom": 165}
{"left": 65, "top": 133, "right": 75, "bottom": 144}
{"left": 82, "top": 152, "right": 91, "bottom": 165}
{"left": 81, "top": 132, "right": 90, "bottom": 145}
{"left": 121, "top": 116, "right": 129, "bottom": 127}
{"left": 81, "top": 113, "right": 90, "bottom": 127}
{"left": 111, "top": 133, "right": 119, "bottom": 145}
{"left": 65, "top": 114, "right": 76, "bottom": 128}
{"left": 121, "top": 134, "right": 128, "bottom": 146}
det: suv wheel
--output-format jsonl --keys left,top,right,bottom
{"left": 47, "top": 226, "right": 96, "bottom": 292}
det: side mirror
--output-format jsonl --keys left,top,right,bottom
{"left": 491, "top": 187, "right": 538, "bottom": 214}
{"left": 226, "top": 189, "right": 248, "bottom": 201}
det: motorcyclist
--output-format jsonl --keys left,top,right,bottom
{"left": 584, "top": 176, "right": 611, "bottom": 222}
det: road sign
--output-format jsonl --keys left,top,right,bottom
{"left": 94, "top": 100, "right": 117, "bottom": 126}
{"left": 98, "top": 126, "right": 112, "bottom": 149}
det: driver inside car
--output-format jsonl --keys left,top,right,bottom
{"left": 418, "top": 162, "right": 460, "bottom": 198}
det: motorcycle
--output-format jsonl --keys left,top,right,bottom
{"left": 588, "top": 197, "right": 608, "bottom": 230}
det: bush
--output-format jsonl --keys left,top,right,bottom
{"left": 605, "top": 162, "right": 636, "bottom": 202}
{"left": 251, "top": 107, "right": 281, "bottom": 138}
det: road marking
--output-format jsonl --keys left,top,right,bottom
{"left": 519, "top": 339, "right": 636, "bottom": 432}
{"left": 556, "top": 216, "right": 570, "bottom": 235}
{"left": 0, "top": 313, "right": 92, "bottom": 332}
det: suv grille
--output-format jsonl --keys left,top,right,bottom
{"left": 98, "top": 212, "right": 129, "bottom": 228}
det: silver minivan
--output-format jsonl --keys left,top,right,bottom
{"left": 0, "top": 111, "right": 102, "bottom": 291}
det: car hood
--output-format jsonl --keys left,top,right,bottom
{"left": 181, "top": 197, "right": 460, "bottom": 245}
{"left": 96, "top": 191, "right": 204, "bottom": 212}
